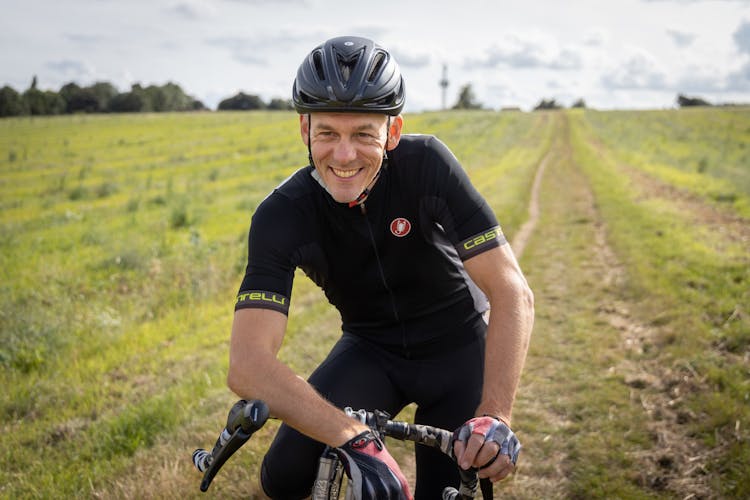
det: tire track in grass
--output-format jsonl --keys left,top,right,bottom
{"left": 505, "top": 112, "right": 714, "bottom": 498}
{"left": 581, "top": 135, "right": 730, "bottom": 498}
{"left": 511, "top": 148, "right": 551, "bottom": 260}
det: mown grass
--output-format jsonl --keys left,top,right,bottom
{"left": 568, "top": 108, "right": 749, "bottom": 498}
{"left": 503, "top": 116, "right": 656, "bottom": 498}
{"left": 1, "top": 108, "right": 746, "bottom": 498}
{"left": 580, "top": 107, "right": 750, "bottom": 218}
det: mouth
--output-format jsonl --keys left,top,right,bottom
{"left": 330, "top": 167, "right": 362, "bottom": 179}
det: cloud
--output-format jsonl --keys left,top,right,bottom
{"left": 734, "top": 20, "right": 750, "bottom": 55}
{"left": 390, "top": 49, "right": 431, "bottom": 69}
{"left": 221, "top": 0, "right": 308, "bottom": 4}
{"left": 675, "top": 68, "right": 726, "bottom": 92}
{"left": 463, "top": 34, "right": 583, "bottom": 71}
{"left": 205, "top": 37, "right": 267, "bottom": 64}
{"left": 65, "top": 34, "right": 110, "bottom": 44}
{"left": 45, "top": 59, "right": 95, "bottom": 78}
{"left": 601, "top": 49, "right": 668, "bottom": 89}
{"left": 726, "top": 62, "right": 750, "bottom": 90}
{"left": 643, "top": 0, "right": 750, "bottom": 3}
{"left": 41, "top": 59, "right": 107, "bottom": 88}
{"left": 582, "top": 28, "right": 608, "bottom": 47}
{"left": 667, "top": 29, "right": 697, "bottom": 47}
{"left": 167, "top": 0, "right": 216, "bottom": 20}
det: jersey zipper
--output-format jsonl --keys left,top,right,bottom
{"left": 359, "top": 202, "right": 410, "bottom": 358}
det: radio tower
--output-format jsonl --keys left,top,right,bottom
{"left": 439, "top": 64, "right": 449, "bottom": 110}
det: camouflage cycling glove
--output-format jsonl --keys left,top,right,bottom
{"left": 453, "top": 416, "right": 522, "bottom": 466}
{"left": 334, "top": 430, "right": 412, "bottom": 500}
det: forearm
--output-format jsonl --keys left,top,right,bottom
{"left": 476, "top": 276, "right": 534, "bottom": 425}
{"left": 227, "top": 308, "right": 367, "bottom": 447}
{"left": 229, "top": 353, "right": 367, "bottom": 446}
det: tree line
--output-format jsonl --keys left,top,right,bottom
{"left": 1, "top": 77, "right": 729, "bottom": 118}
{"left": 451, "top": 84, "right": 727, "bottom": 111}
{"left": 0, "top": 76, "right": 294, "bottom": 117}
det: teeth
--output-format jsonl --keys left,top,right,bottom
{"left": 332, "top": 168, "right": 359, "bottom": 178}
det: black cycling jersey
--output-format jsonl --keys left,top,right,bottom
{"left": 236, "top": 134, "right": 506, "bottom": 352}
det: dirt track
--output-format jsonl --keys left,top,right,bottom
{"left": 502, "top": 113, "right": 717, "bottom": 499}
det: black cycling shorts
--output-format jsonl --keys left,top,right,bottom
{"left": 260, "top": 316, "right": 486, "bottom": 499}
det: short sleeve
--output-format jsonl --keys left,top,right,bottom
{"left": 235, "top": 194, "right": 299, "bottom": 315}
{"left": 420, "top": 136, "right": 507, "bottom": 260}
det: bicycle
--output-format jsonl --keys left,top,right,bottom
{"left": 192, "top": 399, "right": 486, "bottom": 499}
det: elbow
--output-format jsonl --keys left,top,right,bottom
{"left": 520, "top": 281, "right": 535, "bottom": 343}
{"left": 226, "top": 352, "right": 258, "bottom": 398}
{"left": 507, "top": 275, "right": 534, "bottom": 339}
{"left": 226, "top": 362, "right": 245, "bottom": 397}
{"left": 523, "top": 282, "right": 535, "bottom": 319}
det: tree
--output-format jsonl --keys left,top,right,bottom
{"left": 571, "top": 98, "right": 586, "bottom": 109}
{"left": 43, "top": 90, "right": 66, "bottom": 115}
{"left": 533, "top": 98, "right": 562, "bottom": 111}
{"left": 60, "top": 83, "right": 99, "bottom": 113}
{"left": 23, "top": 88, "right": 65, "bottom": 115}
{"left": 88, "top": 82, "right": 118, "bottom": 111}
{"left": 677, "top": 94, "right": 711, "bottom": 107}
{"left": 0, "top": 86, "right": 28, "bottom": 116}
{"left": 218, "top": 92, "right": 267, "bottom": 111}
{"left": 452, "top": 84, "right": 483, "bottom": 110}
{"left": 268, "top": 97, "right": 294, "bottom": 110}
{"left": 108, "top": 88, "right": 147, "bottom": 112}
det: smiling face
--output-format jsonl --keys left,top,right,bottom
{"left": 300, "top": 112, "right": 403, "bottom": 204}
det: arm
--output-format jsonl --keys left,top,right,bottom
{"left": 454, "top": 243, "right": 534, "bottom": 480}
{"left": 227, "top": 308, "right": 368, "bottom": 447}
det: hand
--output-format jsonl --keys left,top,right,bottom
{"left": 335, "top": 430, "right": 412, "bottom": 500}
{"left": 452, "top": 416, "right": 521, "bottom": 483}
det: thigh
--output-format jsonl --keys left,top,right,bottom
{"left": 309, "top": 334, "right": 406, "bottom": 414}
{"left": 261, "top": 334, "right": 406, "bottom": 498}
{"left": 412, "top": 334, "right": 485, "bottom": 499}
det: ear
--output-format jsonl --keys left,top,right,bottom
{"left": 386, "top": 115, "right": 404, "bottom": 151}
{"left": 299, "top": 114, "right": 309, "bottom": 146}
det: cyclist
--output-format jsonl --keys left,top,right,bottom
{"left": 227, "top": 35, "right": 534, "bottom": 499}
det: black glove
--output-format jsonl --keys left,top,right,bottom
{"left": 334, "top": 430, "right": 412, "bottom": 500}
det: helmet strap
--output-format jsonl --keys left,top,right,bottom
{"left": 307, "top": 113, "right": 314, "bottom": 168}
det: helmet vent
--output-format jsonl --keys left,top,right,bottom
{"left": 312, "top": 51, "right": 326, "bottom": 81}
{"left": 336, "top": 50, "right": 360, "bottom": 84}
{"left": 367, "top": 52, "right": 386, "bottom": 83}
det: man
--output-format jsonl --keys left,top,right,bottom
{"left": 227, "top": 35, "right": 534, "bottom": 499}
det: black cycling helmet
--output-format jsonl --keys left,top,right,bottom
{"left": 292, "top": 36, "right": 405, "bottom": 115}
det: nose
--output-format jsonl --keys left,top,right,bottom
{"left": 332, "top": 138, "right": 357, "bottom": 164}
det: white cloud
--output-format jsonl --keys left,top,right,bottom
{"left": 726, "top": 62, "right": 750, "bottom": 90}
{"left": 734, "top": 20, "right": 750, "bottom": 54}
{"left": 582, "top": 28, "right": 608, "bottom": 47}
{"left": 667, "top": 29, "right": 697, "bottom": 47}
{"left": 601, "top": 49, "right": 668, "bottom": 90}
{"left": 463, "top": 33, "right": 583, "bottom": 71}
{"left": 390, "top": 49, "right": 431, "bottom": 69}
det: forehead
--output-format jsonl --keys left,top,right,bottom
{"left": 309, "top": 112, "right": 388, "bottom": 130}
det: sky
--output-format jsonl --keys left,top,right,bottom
{"left": 1, "top": 0, "right": 749, "bottom": 112}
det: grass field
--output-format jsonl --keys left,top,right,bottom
{"left": 1, "top": 108, "right": 748, "bottom": 498}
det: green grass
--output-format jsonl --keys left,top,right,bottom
{"left": 567, "top": 109, "right": 749, "bottom": 498}
{"left": 580, "top": 107, "right": 750, "bottom": 217}
{"left": 1, "top": 108, "right": 748, "bottom": 498}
